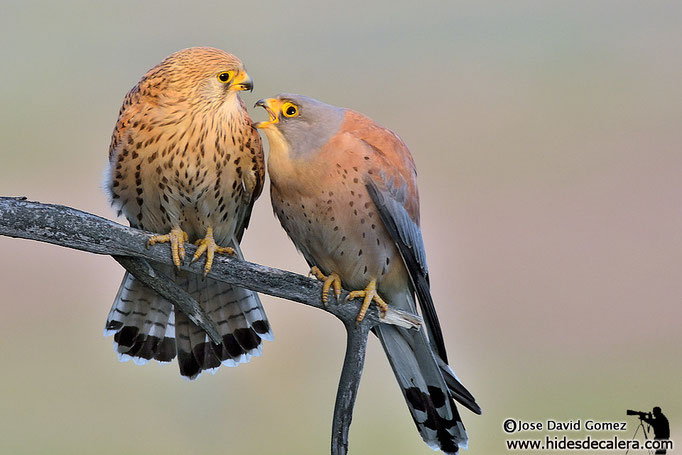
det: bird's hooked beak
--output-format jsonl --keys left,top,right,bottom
{"left": 254, "top": 98, "right": 281, "bottom": 129}
{"left": 231, "top": 70, "right": 253, "bottom": 92}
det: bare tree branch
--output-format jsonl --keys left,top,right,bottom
{"left": 332, "top": 320, "right": 371, "bottom": 455}
{"left": 0, "top": 196, "right": 422, "bottom": 455}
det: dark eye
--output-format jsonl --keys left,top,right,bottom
{"left": 217, "top": 71, "right": 233, "bottom": 83}
{"left": 282, "top": 102, "right": 299, "bottom": 118}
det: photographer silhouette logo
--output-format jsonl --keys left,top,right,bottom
{"left": 626, "top": 407, "right": 671, "bottom": 454}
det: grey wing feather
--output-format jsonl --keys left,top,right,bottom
{"left": 365, "top": 177, "right": 442, "bottom": 357}
{"left": 366, "top": 177, "right": 481, "bottom": 415}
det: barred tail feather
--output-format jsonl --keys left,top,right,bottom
{"left": 374, "top": 323, "right": 467, "bottom": 454}
{"left": 375, "top": 324, "right": 467, "bottom": 454}
{"left": 105, "top": 264, "right": 272, "bottom": 379}
{"left": 105, "top": 272, "right": 176, "bottom": 365}
{"left": 174, "top": 272, "right": 270, "bottom": 379}
{"left": 228, "top": 240, "right": 273, "bottom": 343}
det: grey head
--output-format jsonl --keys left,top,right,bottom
{"left": 255, "top": 94, "right": 346, "bottom": 157}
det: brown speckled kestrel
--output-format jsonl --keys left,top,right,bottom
{"left": 103, "top": 47, "right": 272, "bottom": 380}
{"left": 255, "top": 94, "right": 480, "bottom": 454}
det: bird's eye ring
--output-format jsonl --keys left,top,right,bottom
{"left": 282, "top": 102, "right": 299, "bottom": 118}
{"left": 217, "top": 71, "right": 233, "bottom": 83}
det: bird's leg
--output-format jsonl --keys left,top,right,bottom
{"left": 309, "top": 266, "right": 342, "bottom": 306}
{"left": 345, "top": 279, "right": 389, "bottom": 323}
{"left": 147, "top": 226, "right": 189, "bottom": 268}
{"left": 191, "top": 226, "right": 234, "bottom": 276}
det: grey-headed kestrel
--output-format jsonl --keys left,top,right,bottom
{"left": 103, "top": 47, "right": 272, "bottom": 379}
{"left": 255, "top": 94, "right": 480, "bottom": 454}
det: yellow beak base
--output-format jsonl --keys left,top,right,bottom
{"left": 230, "top": 70, "right": 253, "bottom": 91}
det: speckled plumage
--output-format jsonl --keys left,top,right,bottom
{"left": 103, "top": 47, "right": 271, "bottom": 379}
{"left": 256, "top": 94, "right": 479, "bottom": 454}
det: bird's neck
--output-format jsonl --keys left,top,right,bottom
{"left": 264, "top": 127, "right": 298, "bottom": 189}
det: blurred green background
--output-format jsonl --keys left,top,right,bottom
{"left": 1, "top": 1, "right": 680, "bottom": 454}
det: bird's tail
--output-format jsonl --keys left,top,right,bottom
{"left": 105, "top": 252, "right": 272, "bottom": 380}
{"left": 375, "top": 324, "right": 467, "bottom": 454}
{"left": 105, "top": 268, "right": 177, "bottom": 365}
{"left": 374, "top": 290, "right": 474, "bottom": 454}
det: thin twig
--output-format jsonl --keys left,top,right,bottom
{"left": 112, "top": 256, "right": 222, "bottom": 344}
{"left": 0, "top": 196, "right": 423, "bottom": 455}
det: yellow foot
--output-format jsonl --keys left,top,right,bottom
{"left": 147, "top": 226, "right": 189, "bottom": 268}
{"left": 310, "top": 266, "right": 342, "bottom": 306}
{"left": 191, "top": 226, "right": 234, "bottom": 276}
{"left": 345, "top": 279, "right": 389, "bottom": 323}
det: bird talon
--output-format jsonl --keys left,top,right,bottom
{"left": 147, "top": 226, "right": 189, "bottom": 268}
{"left": 310, "top": 266, "right": 342, "bottom": 307}
{"left": 215, "top": 245, "right": 235, "bottom": 255}
{"left": 190, "top": 242, "right": 208, "bottom": 264}
{"left": 192, "top": 226, "right": 234, "bottom": 276}
{"left": 344, "top": 280, "right": 388, "bottom": 323}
